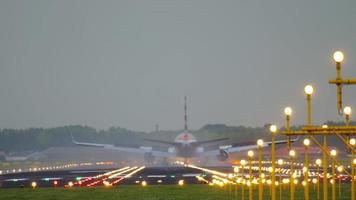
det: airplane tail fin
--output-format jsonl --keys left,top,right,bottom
{"left": 184, "top": 96, "right": 188, "bottom": 131}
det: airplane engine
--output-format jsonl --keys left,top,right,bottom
{"left": 144, "top": 152, "right": 155, "bottom": 164}
{"left": 216, "top": 149, "right": 228, "bottom": 161}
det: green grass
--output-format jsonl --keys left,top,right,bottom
{"left": 0, "top": 184, "right": 352, "bottom": 200}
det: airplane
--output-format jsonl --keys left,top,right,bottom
{"left": 72, "top": 96, "right": 298, "bottom": 163}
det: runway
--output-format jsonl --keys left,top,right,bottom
{"left": 0, "top": 166, "right": 231, "bottom": 188}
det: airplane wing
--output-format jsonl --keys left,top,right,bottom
{"left": 144, "top": 138, "right": 177, "bottom": 146}
{"left": 199, "top": 137, "right": 300, "bottom": 156}
{"left": 70, "top": 133, "right": 173, "bottom": 157}
{"left": 193, "top": 138, "right": 230, "bottom": 146}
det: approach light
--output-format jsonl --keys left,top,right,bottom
{"left": 337, "top": 166, "right": 343, "bottom": 172}
{"left": 315, "top": 159, "right": 322, "bottom": 166}
{"left": 248, "top": 150, "right": 254, "bottom": 158}
{"left": 277, "top": 159, "right": 284, "bottom": 166}
{"left": 303, "top": 138, "right": 310, "bottom": 146}
{"left": 304, "top": 85, "right": 314, "bottom": 95}
{"left": 344, "top": 106, "right": 352, "bottom": 116}
{"left": 289, "top": 150, "right": 296, "bottom": 157}
{"left": 333, "top": 51, "right": 344, "bottom": 63}
{"left": 270, "top": 125, "right": 277, "bottom": 133}
{"left": 284, "top": 107, "right": 292, "bottom": 116}
{"left": 330, "top": 149, "right": 337, "bottom": 157}
{"left": 257, "top": 139, "right": 264, "bottom": 147}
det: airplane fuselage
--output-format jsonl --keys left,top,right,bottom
{"left": 171, "top": 131, "right": 201, "bottom": 158}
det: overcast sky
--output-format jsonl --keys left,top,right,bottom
{"left": 0, "top": 0, "right": 355, "bottom": 132}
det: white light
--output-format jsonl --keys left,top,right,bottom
{"left": 315, "top": 159, "right": 322, "bottom": 166}
{"left": 349, "top": 138, "right": 356, "bottom": 146}
{"left": 333, "top": 51, "right": 344, "bottom": 63}
{"left": 344, "top": 106, "right": 352, "bottom": 116}
{"left": 248, "top": 150, "right": 254, "bottom": 158}
{"left": 303, "top": 138, "right": 310, "bottom": 146}
{"left": 289, "top": 150, "right": 296, "bottom": 157}
{"left": 178, "top": 180, "right": 184, "bottom": 186}
{"left": 68, "top": 182, "right": 73, "bottom": 187}
{"left": 337, "top": 166, "right": 343, "bottom": 172}
{"left": 330, "top": 149, "right": 337, "bottom": 157}
{"left": 284, "top": 107, "right": 292, "bottom": 116}
{"left": 141, "top": 180, "right": 147, "bottom": 186}
{"left": 277, "top": 159, "right": 284, "bottom": 166}
{"left": 270, "top": 125, "right": 277, "bottom": 133}
{"left": 304, "top": 85, "right": 314, "bottom": 95}
{"left": 257, "top": 139, "right": 264, "bottom": 147}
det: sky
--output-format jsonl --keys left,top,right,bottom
{"left": 0, "top": 0, "right": 355, "bottom": 132}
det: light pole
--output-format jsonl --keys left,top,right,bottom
{"left": 270, "top": 124, "right": 278, "bottom": 200}
{"left": 257, "top": 139, "right": 264, "bottom": 200}
{"left": 316, "top": 159, "right": 322, "bottom": 200}
{"left": 277, "top": 159, "right": 284, "bottom": 200}
{"left": 345, "top": 106, "right": 354, "bottom": 200}
{"left": 322, "top": 124, "right": 329, "bottom": 200}
{"left": 241, "top": 159, "right": 246, "bottom": 200}
{"left": 350, "top": 137, "right": 356, "bottom": 200}
{"left": 330, "top": 149, "right": 337, "bottom": 200}
{"left": 304, "top": 85, "right": 313, "bottom": 200}
{"left": 248, "top": 150, "right": 254, "bottom": 200}
{"left": 234, "top": 166, "right": 239, "bottom": 197}
{"left": 289, "top": 150, "right": 296, "bottom": 200}
{"left": 305, "top": 85, "right": 314, "bottom": 126}
{"left": 337, "top": 166, "right": 343, "bottom": 198}
{"left": 304, "top": 138, "right": 311, "bottom": 200}
{"left": 284, "top": 107, "right": 292, "bottom": 149}
{"left": 333, "top": 51, "right": 344, "bottom": 114}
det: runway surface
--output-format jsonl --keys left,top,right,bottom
{"left": 0, "top": 166, "right": 232, "bottom": 188}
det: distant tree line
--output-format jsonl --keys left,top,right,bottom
{"left": 0, "top": 121, "right": 354, "bottom": 153}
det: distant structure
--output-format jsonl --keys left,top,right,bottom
{"left": 184, "top": 96, "right": 188, "bottom": 131}
{"left": 155, "top": 124, "right": 159, "bottom": 133}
